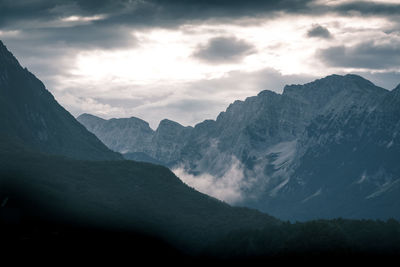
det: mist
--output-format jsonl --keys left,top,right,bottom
{"left": 173, "top": 157, "right": 247, "bottom": 204}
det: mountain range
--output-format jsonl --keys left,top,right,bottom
{"left": 78, "top": 74, "right": 400, "bottom": 221}
{"left": 0, "top": 39, "right": 277, "bottom": 253}
{"left": 1, "top": 39, "right": 400, "bottom": 261}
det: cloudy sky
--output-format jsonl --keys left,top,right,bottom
{"left": 1, "top": 0, "right": 400, "bottom": 128}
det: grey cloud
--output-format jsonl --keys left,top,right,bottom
{"left": 93, "top": 98, "right": 149, "bottom": 109}
{"left": 307, "top": 24, "right": 332, "bottom": 39}
{"left": 0, "top": 0, "right": 314, "bottom": 30}
{"left": 0, "top": 0, "right": 57, "bottom": 28}
{"left": 2, "top": 22, "right": 137, "bottom": 50}
{"left": 333, "top": 1, "right": 400, "bottom": 16}
{"left": 318, "top": 41, "right": 400, "bottom": 70}
{"left": 193, "top": 36, "right": 256, "bottom": 64}
{"left": 2, "top": 0, "right": 400, "bottom": 32}
{"left": 0, "top": 38, "right": 78, "bottom": 90}
{"left": 0, "top": 0, "right": 119, "bottom": 22}
{"left": 1, "top": 0, "right": 400, "bottom": 55}
{"left": 0, "top": 1, "right": 139, "bottom": 52}
{"left": 187, "top": 68, "right": 316, "bottom": 96}
{"left": 37, "top": 25, "right": 137, "bottom": 49}
{"left": 166, "top": 98, "right": 223, "bottom": 114}
{"left": 0, "top": 23, "right": 137, "bottom": 91}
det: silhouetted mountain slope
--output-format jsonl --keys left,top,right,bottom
{"left": 79, "top": 74, "right": 400, "bottom": 220}
{"left": 0, "top": 151, "right": 278, "bottom": 251}
{"left": 205, "top": 218, "right": 400, "bottom": 262}
{"left": 2, "top": 151, "right": 400, "bottom": 262}
{"left": 2, "top": 151, "right": 399, "bottom": 262}
{"left": 0, "top": 41, "right": 121, "bottom": 160}
{"left": 123, "top": 151, "right": 164, "bottom": 165}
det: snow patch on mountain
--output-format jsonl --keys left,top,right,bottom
{"left": 366, "top": 179, "right": 400, "bottom": 199}
{"left": 265, "top": 140, "right": 297, "bottom": 196}
{"left": 302, "top": 188, "right": 322, "bottom": 203}
{"left": 387, "top": 140, "right": 394, "bottom": 148}
{"left": 267, "top": 140, "right": 297, "bottom": 169}
{"left": 357, "top": 171, "right": 368, "bottom": 184}
{"left": 269, "top": 177, "right": 290, "bottom": 197}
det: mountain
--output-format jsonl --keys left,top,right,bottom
{"left": 79, "top": 74, "right": 400, "bottom": 220}
{"left": 77, "top": 114, "right": 193, "bottom": 165}
{"left": 1, "top": 40, "right": 400, "bottom": 261}
{"left": 0, "top": 39, "right": 278, "bottom": 255}
{"left": 0, "top": 41, "right": 121, "bottom": 160}
{"left": 267, "top": 81, "right": 400, "bottom": 220}
{"left": 3, "top": 152, "right": 400, "bottom": 262}
{"left": 77, "top": 113, "right": 154, "bottom": 154}
{"left": 0, "top": 151, "right": 278, "bottom": 251}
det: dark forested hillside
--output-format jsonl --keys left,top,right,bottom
{"left": 0, "top": 151, "right": 278, "bottom": 250}
{"left": 205, "top": 218, "right": 400, "bottom": 263}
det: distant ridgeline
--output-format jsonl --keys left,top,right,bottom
{"left": 79, "top": 75, "right": 400, "bottom": 221}
{"left": 1, "top": 39, "right": 400, "bottom": 261}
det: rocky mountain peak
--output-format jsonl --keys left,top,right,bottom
{"left": 157, "top": 119, "right": 185, "bottom": 130}
{"left": 77, "top": 113, "right": 106, "bottom": 126}
{"left": 282, "top": 74, "right": 387, "bottom": 113}
{"left": 257, "top": 89, "right": 280, "bottom": 98}
{"left": 108, "top": 116, "right": 152, "bottom": 130}
{"left": 155, "top": 119, "right": 192, "bottom": 142}
{"left": 78, "top": 113, "right": 105, "bottom": 121}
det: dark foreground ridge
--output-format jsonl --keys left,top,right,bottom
{"left": 1, "top": 120, "right": 399, "bottom": 264}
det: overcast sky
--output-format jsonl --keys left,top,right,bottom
{"left": 1, "top": 0, "right": 400, "bottom": 128}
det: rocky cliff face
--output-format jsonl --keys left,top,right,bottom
{"left": 150, "top": 119, "right": 193, "bottom": 165}
{"left": 77, "top": 115, "right": 193, "bottom": 165}
{"left": 78, "top": 114, "right": 154, "bottom": 154}
{"left": 263, "top": 83, "right": 400, "bottom": 220}
{"left": 78, "top": 74, "right": 400, "bottom": 220}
